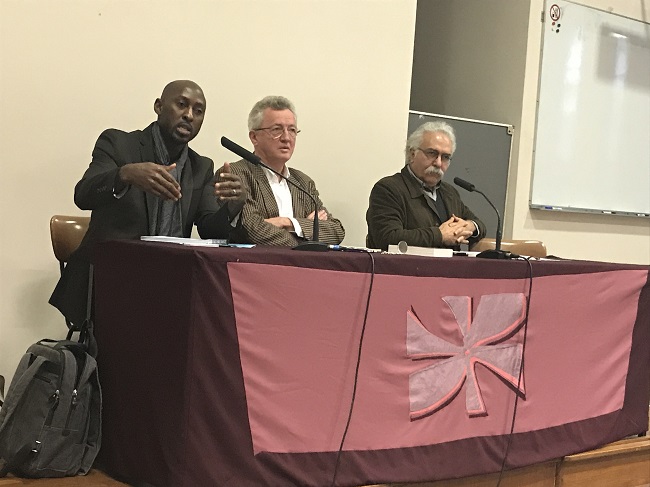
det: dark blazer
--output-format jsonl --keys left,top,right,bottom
{"left": 50, "top": 123, "right": 234, "bottom": 326}
{"left": 227, "top": 159, "right": 345, "bottom": 246}
{"left": 366, "top": 166, "right": 486, "bottom": 250}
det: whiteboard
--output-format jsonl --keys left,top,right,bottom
{"left": 530, "top": 0, "right": 650, "bottom": 218}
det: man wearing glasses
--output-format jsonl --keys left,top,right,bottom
{"left": 366, "top": 121, "right": 485, "bottom": 250}
{"left": 227, "top": 95, "right": 345, "bottom": 246}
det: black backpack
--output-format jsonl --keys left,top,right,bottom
{"left": 0, "top": 267, "right": 101, "bottom": 477}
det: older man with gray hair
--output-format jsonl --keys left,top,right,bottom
{"left": 227, "top": 95, "right": 345, "bottom": 246}
{"left": 366, "top": 121, "right": 485, "bottom": 251}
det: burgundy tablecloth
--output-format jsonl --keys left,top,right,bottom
{"left": 93, "top": 241, "right": 650, "bottom": 487}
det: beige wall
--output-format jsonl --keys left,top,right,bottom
{"left": 1, "top": 0, "right": 648, "bottom": 387}
{"left": 0, "top": 1, "right": 416, "bottom": 383}
{"left": 411, "top": 0, "right": 650, "bottom": 265}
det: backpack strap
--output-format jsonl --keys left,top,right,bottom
{"left": 66, "top": 264, "right": 98, "bottom": 358}
{"left": 0, "top": 355, "right": 47, "bottom": 430}
{"left": 0, "top": 355, "right": 48, "bottom": 478}
{"left": 77, "top": 359, "right": 102, "bottom": 474}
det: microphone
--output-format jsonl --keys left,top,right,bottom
{"left": 220, "top": 136, "right": 328, "bottom": 252}
{"left": 453, "top": 177, "right": 475, "bottom": 192}
{"left": 453, "top": 177, "right": 513, "bottom": 259}
{"left": 220, "top": 136, "right": 262, "bottom": 166}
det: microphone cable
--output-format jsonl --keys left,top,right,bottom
{"left": 329, "top": 250, "right": 376, "bottom": 487}
{"left": 327, "top": 252, "right": 534, "bottom": 486}
{"left": 495, "top": 256, "right": 534, "bottom": 487}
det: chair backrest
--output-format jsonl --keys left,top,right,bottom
{"left": 50, "top": 215, "right": 90, "bottom": 266}
{"left": 471, "top": 238, "right": 547, "bottom": 258}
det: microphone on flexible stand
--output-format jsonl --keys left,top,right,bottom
{"left": 220, "top": 136, "right": 329, "bottom": 252}
{"left": 453, "top": 177, "right": 515, "bottom": 259}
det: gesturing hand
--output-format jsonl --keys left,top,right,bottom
{"left": 119, "top": 162, "right": 181, "bottom": 201}
{"left": 214, "top": 162, "right": 245, "bottom": 202}
{"left": 215, "top": 162, "right": 247, "bottom": 215}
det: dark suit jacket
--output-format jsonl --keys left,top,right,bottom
{"left": 50, "top": 123, "right": 234, "bottom": 326}
{"left": 227, "top": 159, "right": 345, "bottom": 246}
{"left": 366, "top": 166, "right": 486, "bottom": 250}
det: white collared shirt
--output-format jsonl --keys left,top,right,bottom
{"left": 261, "top": 165, "right": 303, "bottom": 237}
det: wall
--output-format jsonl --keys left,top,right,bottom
{"left": 0, "top": 0, "right": 416, "bottom": 383}
{"left": 410, "top": 0, "right": 650, "bottom": 264}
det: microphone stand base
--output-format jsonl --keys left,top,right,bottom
{"left": 293, "top": 241, "right": 330, "bottom": 252}
{"left": 476, "top": 249, "right": 516, "bottom": 259}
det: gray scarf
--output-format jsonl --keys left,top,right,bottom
{"left": 149, "top": 123, "right": 188, "bottom": 236}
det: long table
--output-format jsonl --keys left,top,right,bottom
{"left": 93, "top": 241, "right": 650, "bottom": 487}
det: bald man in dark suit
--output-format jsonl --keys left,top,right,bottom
{"left": 50, "top": 80, "right": 246, "bottom": 326}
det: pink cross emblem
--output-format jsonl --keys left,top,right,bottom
{"left": 408, "top": 293, "right": 527, "bottom": 420}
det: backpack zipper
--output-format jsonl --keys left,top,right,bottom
{"left": 62, "top": 389, "right": 78, "bottom": 436}
{"left": 44, "top": 389, "right": 60, "bottom": 426}
{"left": 44, "top": 349, "right": 66, "bottom": 427}
{"left": 63, "top": 350, "right": 87, "bottom": 436}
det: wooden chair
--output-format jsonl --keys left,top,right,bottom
{"left": 471, "top": 238, "right": 547, "bottom": 258}
{"left": 50, "top": 215, "right": 90, "bottom": 329}
{"left": 50, "top": 214, "right": 90, "bottom": 275}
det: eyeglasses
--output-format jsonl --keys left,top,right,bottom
{"left": 254, "top": 125, "right": 301, "bottom": 139}
{"left": 417, "top": 148, "right": 452, "bottom": 163}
